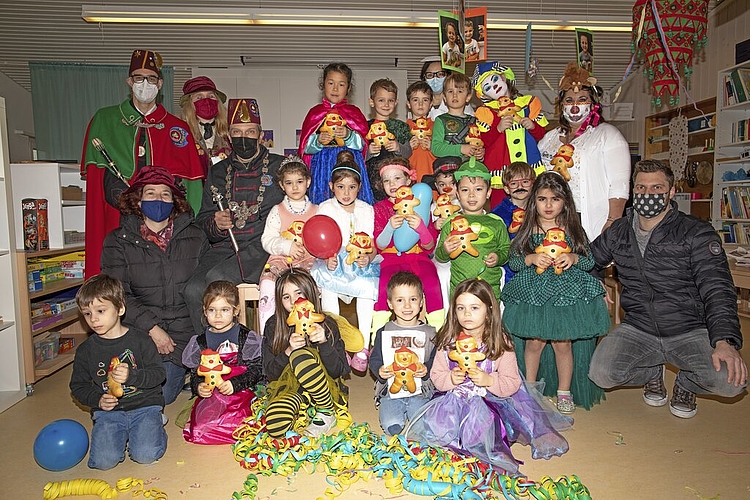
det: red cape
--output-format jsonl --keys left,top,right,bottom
{"left": 297, "top": 99, "right": 368, "bottom": 166}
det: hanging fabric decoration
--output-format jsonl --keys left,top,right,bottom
{"left": 668, "top": 114, "right": 688, "bottom": 183}
{"left": 632, "top": 0, "right": 709, "bottom": 107}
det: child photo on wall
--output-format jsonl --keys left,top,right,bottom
{"left": 465, "top": 7, "right": 488, "bottom": 62}
{"left": 576, "top": 28, "right": 594, "bottom": 74}
{"left": 439, "top": 10, "right": 465, "bottom": 74}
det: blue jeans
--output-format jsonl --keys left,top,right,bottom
{"left": 589, "top": 323, "right": 746, "bottom": 397}
{"left": 89, "top": 405, "right": 167, "bottom": 470}
{"left": 163, "top": 360, "right": 187, "bottom": 405}
{"left": 379, "top": 393, "right": 431, "bottom": 436}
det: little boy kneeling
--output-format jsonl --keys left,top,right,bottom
{"left": 370, "top": 271, "right": 436, "bottom": 436}
{"left": 70, "top": 274, "right": 167, "bottom": 470}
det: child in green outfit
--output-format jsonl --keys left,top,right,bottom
{"left": 435, "top": 158, "right": 510, "bottom": 303}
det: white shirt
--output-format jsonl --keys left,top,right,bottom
{"left": 316, "top": 198, "right": 375, "bottom": 248}
{"left": 538, "top": 122, "right": 631, "bottom": 240}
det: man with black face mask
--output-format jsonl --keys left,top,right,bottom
{"left": 589, "top": 160, "right": 747, "bottom": 420}
{"left": 185, "top": 98, "right": 284, "bottom": 335}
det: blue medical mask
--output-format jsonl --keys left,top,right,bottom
{"left": 141, "top": 200, "right": 173, "bottom": 222}
{"left": 426, "top": 76, "right": 446, "bottom": 94}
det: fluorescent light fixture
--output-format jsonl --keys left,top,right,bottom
{"left": 81, "top": 5, "right": 632, "bottom": 32}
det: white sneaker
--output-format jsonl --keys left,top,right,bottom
{"left": 304, "top": 411, "right": 336, "bottom": 437}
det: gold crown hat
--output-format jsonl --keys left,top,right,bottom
{"left": 227, "top": 98, "right": 261, "bottom": 126}
{"left": 129, "top": 49, "right": 163, "bottom": 77}
{"left": 558, "top": 62, "right": 597, "bottom": 93}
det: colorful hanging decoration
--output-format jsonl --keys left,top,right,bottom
{"left": 632, "top": 0, "right": 709, "bottom": 107}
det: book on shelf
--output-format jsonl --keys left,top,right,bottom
{"left": 728, "top": 187, "right": 744, "bottom": 219}
{"left": 739, "top": 69, "right": 750, "bottom": 100}
{"left": 726, "top": 75, "right": 737, "bottom": 106}
{"left": 729, "top": 69, "right": 748, "bottom": 104}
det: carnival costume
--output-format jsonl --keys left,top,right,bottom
{"left": 298, "top": 98, "right": 373, "bottom": 204}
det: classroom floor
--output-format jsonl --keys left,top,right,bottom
{"left": 2, "top": 347, "right": 748, "bottom": 500}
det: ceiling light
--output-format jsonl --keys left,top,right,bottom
{"left": 81, "top": 5, "right": 632, "bottom": 32}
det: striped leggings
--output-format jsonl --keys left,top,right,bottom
{"left": 265, "top": 348, "right": 335, "bottom": 438}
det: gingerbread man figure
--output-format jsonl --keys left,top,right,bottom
{"left": 447, "top": 215, "right": 479, "bottom": 259}
{"left": 393, "top": 185, "right": 421, "bottom": 216}
{"left": 107, "top": 356, "right": 124, "bottom": 398}
{"left": 534, "top": 227, "right": 571, "bottom": 274}
{"left": 345, "top": 231, "right": 374, "bottom": 265}
{"left": 389, "top": 346, "right": 423, "bottom": 394}
{"left": 508, "top": 207, "right": 526, "bottom": 234}
{"left": 197, "top": 349, "right": 232, "bottom": 390}
{"left": 366, "top": 120, "right": 395, "bottom": 146}
{"left": 410, "top": 117, "right": 432, "bottom": 145}
{"left": 286, "top": 297, "right": 326, "bottom": 335}
{"left": 449, "top": 331, "right": 486, "bottom": 373}
{"left": 550, "top": 144, "right": 575, "bottom": 182}
{"left": 433, "top": 193, "right": 461, "bottom": 219}
{"left": 318, "top": 112, "right": 348, "bottom": 146}
{"left": 281, "top": 220, "right": 306, "bottom": 244}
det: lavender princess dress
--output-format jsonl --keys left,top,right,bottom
{"left": 405, "top": 352, "right": 571, "bottom": 474}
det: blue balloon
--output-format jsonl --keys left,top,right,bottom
{"left": 34, "top": 419, "right": 89, "bottom": 471}
{"left": 393, "top": 183, "right": 434, "bottom": 253}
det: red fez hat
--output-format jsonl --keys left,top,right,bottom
{"left": 122, "top": 165, "right": 185, "bottom": 199}
{"left": 129, "top": 49, "right": 163, "bottom": 77}
{"left": 179, "top": 76, "right": 227, "bottom": 106}
{"left": 228, "top": 98, "right": 261, "bottom": 126}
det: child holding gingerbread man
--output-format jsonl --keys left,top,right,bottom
{"left": 370, "top": 272, "right": 436, "bottom": 436}
{"left": 181, "top": 280, "right": 264, "bottom": 444}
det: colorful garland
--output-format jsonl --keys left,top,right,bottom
{"left": 230, "top": 399, "right": 591, "bottom": 500}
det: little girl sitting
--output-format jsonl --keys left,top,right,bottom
{"left": 262, "top": 269, "right": 352, "bottom": 438}
{"left": 182, "top": 281, "right": 264, "bottom": 444}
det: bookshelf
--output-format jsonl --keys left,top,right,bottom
{"left": 644, "top": 97, "right": 715, "bottom": 221}
{"left": 713, "top": 61, "right": 750, "bottom": 243}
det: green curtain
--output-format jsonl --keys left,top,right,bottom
{"left": 29, "top": 62, "right": 174, "bottom": 161}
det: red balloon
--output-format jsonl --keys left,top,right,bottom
{"left": 302, "top": 215, "right": 342, "bottom": 259}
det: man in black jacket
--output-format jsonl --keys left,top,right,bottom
{"left": 589, "top": 160, "right": 747, "bottom": 418}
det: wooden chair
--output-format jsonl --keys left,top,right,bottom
{"left": 236, "top": 283, "right": 261, "bottom": 332}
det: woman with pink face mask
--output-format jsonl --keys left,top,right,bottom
{"left": 180, "top": 76, "right": 232, "bottom": 177}
{"left": 538, "top": 63, "right": 630, "bottom": 240}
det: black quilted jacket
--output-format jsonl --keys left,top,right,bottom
{"left": 590, "top": 203, "right": 742, "bottom": 349}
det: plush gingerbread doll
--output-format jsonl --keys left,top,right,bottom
{"left": 393, "top": 185, "right": 421, "bottom": 216}
{"left": 286, "top": 296, "right": 326, "bottom": 336}
{"left": 345, "top": 231, "right": 374, "bottom": 265}
{"left": 318, "top": 112, "right": 348, "bottom": 146}
{"left": 107, "top": 356, "right": 124, "bottom": 398}
{"left": 464, "top": 124, "right": 485, "bottom": 149}
{"left": 449, "top": 331, "right": 486, "bottom": 373}
{"left": 550, "top": 144, "right": 575, "bottom": 182}
{"left": 389, "top": 346, "right": 423, "bottom": 394}
{"left": 508, "top": 207, "right": 526, "bottom": 234}
{"left": 447, "top": 215, "right": 479, "bottom": 259}
{"left": 281, "top": 220, "right": 306, "bottom": 244}
{"left": 366, "top": 120, "right": 395, "bottom": 146}
{"left": 197, "top": 348, "right": 232, "bottom": 390}
{"left": 410, "top": 117, "right": 433, "bottom": 146}
{"left": 433, "top": 193, "right": 461, "bottom": 219}
{"left": 534, "top": 227, "right": 571, "bottom": 274}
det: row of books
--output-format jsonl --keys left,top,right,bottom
{"left": 723, "top": 68, "right": 750, "bottom": 107}
{"left": 729, "top": 118, "right": 750, "bottom": 143}
{"left": 720, "top": 186, "right": 750, "bottom": 220}
{"left": 721, "top": 222, "right": 750, "bottom": 244}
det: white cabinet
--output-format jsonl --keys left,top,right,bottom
{"left": 712, "top": 61, "right": 750, "bottom": 243}
{"left": 10, "top": 162, "right": 85, "bottom": 250}
{"left": 0, "top": 97, "right": 27, "bottom": 412}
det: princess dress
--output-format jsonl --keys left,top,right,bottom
{"left": 405, "top": 351, "right": 571, "bottom": 474}
{"left": 502, "top": 234, "right": 611, "bottom": 409}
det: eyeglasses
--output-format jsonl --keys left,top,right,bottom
{"left": 131, "top": 74, "right": 160, "bottom": 84}
{"left": 205, "top": 307, "right": 234, "bottom": 316}
{"left": 507, "top": 179, "right": 533, "bottom": 189}
{"left": 425, "top": 71, "right": 447, "bottom": 79}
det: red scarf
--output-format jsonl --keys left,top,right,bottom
{"left": 140, "top": 221, "right": 174, "bottom": 252}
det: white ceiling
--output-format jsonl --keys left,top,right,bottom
{"left": 0, "top": 0, "right": 719, "bottom": 103}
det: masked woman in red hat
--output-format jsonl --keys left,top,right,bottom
{"left": 101, "top": 165, "right": 207, "bottom": 405}
{"left": 180, "top": 76, "right": 232, "bottom": 177}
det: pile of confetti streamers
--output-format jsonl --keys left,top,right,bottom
{"left": 42, "top": 477, "right": 167, "bottom": 499}
{"left": 231, "top": 400, "right": 592, "bottom": 500}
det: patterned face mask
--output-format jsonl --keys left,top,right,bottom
{"left": 632, "top": 192, "right": 668, "bottom": 218}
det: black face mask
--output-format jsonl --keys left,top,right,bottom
{"left": 231, "top": 137, "right": 258, "bottom": 159}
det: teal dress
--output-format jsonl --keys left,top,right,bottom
{"left": 502, "top": 233, "right": 610, "bottom": 409}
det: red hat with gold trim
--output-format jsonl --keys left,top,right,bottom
{"left": 129, "top": 50, "right": 162, "bottom": 77}
{"left": 227, "top": 98, "right": 261, "bottom": 126}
